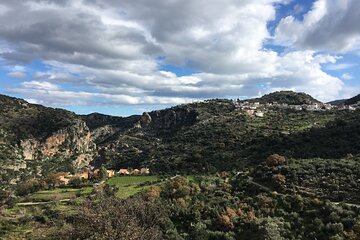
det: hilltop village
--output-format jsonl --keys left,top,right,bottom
{"left": 232, "top": 99, "right": 356, "bottom": 118}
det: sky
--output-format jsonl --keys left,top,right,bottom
{"left": 0, "top": 0, "right": 360, "bottom": 116}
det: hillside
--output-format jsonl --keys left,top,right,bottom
{"left": 2, "top": 91, "right": 360, "bottom": 182}
{"left": 328, "top": 99, "right": 347, "bottom": 106}
{"left": 344, "top": 94, "right": 360, "bottom": 105}
{"left": 86, "top": 93, "right": 360, "bottom": 174}
{"left": 0, "top": 95, "right": 96, "bottom": 188}
{"left": 253, "top": 91, "right": 322, "bottom": 105}
{"left": 2, "top": 91, "right": 360, "bottom": 239}
{"left": 327, "top": 93, "right": 360, "bottom": 106}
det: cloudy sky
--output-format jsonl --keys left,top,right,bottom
{"left": 1, "top": 0, "right": 360, "bottom": 116}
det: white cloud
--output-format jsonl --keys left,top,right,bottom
{"left": 341, "top": 73, "right": 353, "bottom": 80}
{"left": 275, "top": 0, "right": 360, "bottom": 52}
{"left": 21, "top": 81, "right": 60, "bottom": 91}
{"left": 0, "top": 0, "right": 352, "bottom": 108}
{"left": 25, "top": 98, "right": 43, "bottom": 104}
{"left": 293, "top": 4, "right": 305, "bottom": 14}
{"left": 9, "top": 83, "right": 196, "bottom": 107}
{"left": 7, "top": 71, "right": 26, "bottom": 79}
{"left": 0, "top": 4, "right": 9, "bottom": 15}
{"left": 325, "top": 63, "right": 357, "bottom": 71}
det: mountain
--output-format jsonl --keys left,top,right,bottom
{"left": 0, "top": 95, "right": 96, "bottom": 187}
{"left": 327, "top": 99, "right": 347, "bottom": 106}
{"left": 83, "top": 92, "right": 360, "bottom": 174}
{"left": 344, "top": 94, "right": 360, "bottom": 105}
{"left": 253, "top": 91, "right": 322, "bottom": 105}
{"left": 3, "top": 90, "right": 360, "bottom": 185}
{"left": 3, "top": 92, "right": 360, "bottom": 240}
{"left": 87, "top": 103, "right": 200, "bottom": 169}
{"left": 327, "top": 93, "right": 360, "bottom": 106}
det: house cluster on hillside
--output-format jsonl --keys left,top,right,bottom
{"left": 233, "top": 100, "right": 343, "bottom": 117}
{"left": 56, "top": 168, "right": 112, "bottom": 185}
{"left": 234, "top": 101, "right": 266, "bottom": 117}
{"left": 56, "top": 167, "right": 150, "bottom": 186}
{"left": 118, "top": 168, "right": 150, "bottom": 175}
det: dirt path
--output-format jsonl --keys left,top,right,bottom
{"left": 16, "top": 199, "right": 71, "bottom": 206}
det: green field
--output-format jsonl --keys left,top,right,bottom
{"left": 106, "top": 175, "right": 159, "bottom": 199}
{"left": 2, "top": 177, "right": 160, "bottom": 238}
{"left": 25, "top": 186, "right": 93, "bottom": 202}
{"left": 18, "top": 176, "right": 159, "bottom": 204}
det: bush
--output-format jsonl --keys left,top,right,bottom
{"left": 15, "top": 179, "right": 43, "bottom": 196}
{"left": 63, "top": 195, "right": 168, "bottom": 240}
{"left": 271, "top": 174, "right": 286, "bottom": 190}
{"left": 266, "top": 154, "right": 286, "bottom": 167}
{"left": 68, "top": 177, "right": 82, "bottom": 188}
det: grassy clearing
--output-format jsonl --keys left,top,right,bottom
{"left": 27, "top": 186, "right": 93, "bottom": 202}
{"left": 2, "top": 177, "right": 160, "bottom": 238}
{"left": 107, "top": 175, "right": 159, "bottom": 186}
{"left": 107, "top": 175, "right": 159, "bottom": 199}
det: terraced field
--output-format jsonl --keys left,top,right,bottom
{"left": 107, "top": 175, "right": 160, "bottom": 198}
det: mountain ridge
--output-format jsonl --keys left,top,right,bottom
{"left": 327, "top": 94, "right": 360, "bottom": 106}
{"left": 1, "top": 90, "right": 360, "bottom": 187}
{"left": 344, "top": 94, "right": 360, "bottom": 105}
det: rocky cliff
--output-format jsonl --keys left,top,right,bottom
{"left": 19, "top": 120, "right": 94, "bottom": 165}
{"left": 0, "top": 95, "right": 96, "bottom": 187}
{"left": 139, "top": 107, "right": 198, "bottom": 133}
{"left": 84, "top": 106, "right": 199, "bottom": 169}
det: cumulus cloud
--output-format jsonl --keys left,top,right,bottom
{"left": 341, "top": 73, "right": 353, "bottom": 80}
{"left": 275, "top": 0, "right": 360, "bottom": 52}
{"left": 0, "top": 0, "right": 352, "bottom": 108}
{"left": 7, "top": 71, "right": 26, "bottom": 79}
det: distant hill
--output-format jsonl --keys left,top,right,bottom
{"left": 344, "top": 94, "right": 360, "bottom": 105}
{"left": 252, "top": 91, "right": 322, "bottom": 105}
{"left": 81, "top": 112, "right": 140, "bottom": 130}
{"left": 327, "top": 99, "right": 347, "bottom": 106}
{"left": 327, "top": 93, "right": 360, "bottom": 106}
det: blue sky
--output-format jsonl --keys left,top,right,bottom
{"left": 0, "top": 0, "right": 360, "bottom": 116}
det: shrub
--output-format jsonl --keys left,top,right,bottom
{"left": 15, "top": 179, "right": 42, "bottom": 196}
{"left": 144, "top": 186, "right": 162, "bottom": 202}
{"left": 266, "top": 154, "right": 286, "bottom": 167}
{"left": 271, "top": 174, "right": 286, "bottom": 190}
{"left": 63, "top": 195, "right": 168, "bottom": 240}
{"left": 68, "top": 177, "right": 82, "bottom": 188}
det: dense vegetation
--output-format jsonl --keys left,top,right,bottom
{"left": 2, "top": 174, "right": 360, "bottom": 239}
{"left": 252, "top": 91, "right": 322, "bottom": 105}
{"left": 85, "top": 91, "right": 360, "bottom": 174}
{"left": 0, "top": 95, "right": 77, "bottom": 142}
{"left": 2, "top": 91, "right": 360, "bottom": 239}
{"left": 344, "top": 94, "right": 360, "bottom": 105}
{"left": 253, "top": 156, "right": 360, "bottom": 203}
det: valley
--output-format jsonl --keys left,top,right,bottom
{"left": 1, "top": 91, "right": 360, "bottom": 239}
